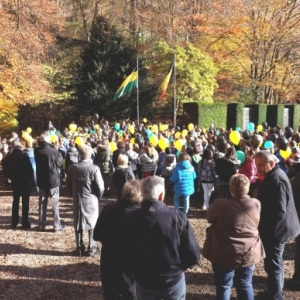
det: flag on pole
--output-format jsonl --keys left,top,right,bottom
{"left": 113, "top": 70, "right": 138, "bottom": 100}
{"left": 159, "top": 60, "right": 174, "bottom": 100}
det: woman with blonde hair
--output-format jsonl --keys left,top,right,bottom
{"left": 112, "top": 154, "right": 134, "bottom": 199}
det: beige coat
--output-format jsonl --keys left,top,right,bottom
{"left": 202, "top": 195, "right": 265, "bottom": 268}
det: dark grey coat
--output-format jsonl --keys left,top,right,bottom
{"left": 258, "top": 165, "right": 300, "bottom": 244}
{"left": 67, "top": 161, "right": 104, "bottom": 230}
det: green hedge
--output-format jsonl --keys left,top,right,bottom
{"left": 258, "top": 104, "right": 268, "bottom": 125}
{"left": 197, "top": 102, "right": 227, "bottom": 128}
{"left": 293, "top": 104, "right": 300, "bottom": 131}
{"left": 277, "top": 104, "right": 284, "bottom": 128}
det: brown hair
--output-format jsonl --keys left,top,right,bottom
{"left": 121, "top": 179, "right": 142, "bottom": 204}
{"left": 177, "top": 152, "right": 191, "bottom": 162}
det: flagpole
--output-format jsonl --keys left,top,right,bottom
{"left": 173, "top": 53, "right": 177, "bottom": 127}
{"left": 136, "top": 57, "right": 140, "bottom": 126}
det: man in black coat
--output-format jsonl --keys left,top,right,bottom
{"left": 94, "top": 180, "right": 142, "bottom": 299}
{"left": 34, "top": 132, "right": 64, "bottom": 232}
{"left": 119, "top": 176, "right": 201, "bottom": 299}
{"left": 2, "top": 141, "right": 35, "bottom": 228}
{"left": 255, "top": 151, "right": 300, "bottom": 299}
{"left": 286, "top": 172, "right": 300, "bottom": 290}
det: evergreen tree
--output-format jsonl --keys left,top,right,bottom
{"left": 74, "top": 16, "right": 156, "bottom": 121}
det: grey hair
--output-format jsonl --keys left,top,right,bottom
{"left": 78, "top": 145, "right": 93, "bottom": 160}
{"left": 141, "top": 175, "right": 165, "bottom": 201}
{"left": 39, "top": 132, "right": 50, "bottom": 143}
{"left": 12, "top": 141, "right": 22, "bottom": 149}
{"left": 255, "top": 150, "right": 276, "bottom": 163}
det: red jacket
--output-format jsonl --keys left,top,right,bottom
{"left": 238, "top": 159, "right": 257, "bottom": 183}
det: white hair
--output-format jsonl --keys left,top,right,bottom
{"left": 141, "top": 175, "right": 165, "bottom": 201}
{"left": 78, "top": 145, "right": 93, "bottom": 160}
{"left": 255, "top": 150, "right": 276, "bottom": 163}
{"left": 39, "top": 132, "right": 50, "bottom": 143}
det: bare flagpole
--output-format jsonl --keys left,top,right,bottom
{"left": 136, "top": 57, "right": 140, "bottom": 126}
{"left": 173, "top": 53, "right": 177, "bottom": 127}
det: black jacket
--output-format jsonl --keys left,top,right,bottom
{"left": 2, "top": 148, "right": 34, "bottom": 189}
{"left": 112, "top": 167, "right": 134, "bottom": 200}
{"left": 34, "top": 142, "right": 63, "bottom": 189}
{"left": 258, "top": 165, "right": 300, "bottom": 244}
{"left": 215, "top": 157, "right": 239, "bottom": 183}
{"left": 119, "top": 200, "right": 201, "bottom": 289}
{"left": 94, "top": 201, "right": 139, "bottom": 300}
{"left": 65, "top": 146, "right": 79, "bottom": 171}
{"left": 112, "top": 149, "right": 132, "bottom": 168}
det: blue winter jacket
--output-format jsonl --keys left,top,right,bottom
{"left": 170, "top": 160, "right": 196, "bottom": 196}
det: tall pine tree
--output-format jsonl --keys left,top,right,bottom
{"left": 74, "top": 16, "right": 156, "bottom": 121}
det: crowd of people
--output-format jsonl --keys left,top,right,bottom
{"left": 0, "top": 118, "right": 300, "bottom": 300}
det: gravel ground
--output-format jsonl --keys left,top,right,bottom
{"left": 0, "top": 172, "right": 299, "bottom": 299}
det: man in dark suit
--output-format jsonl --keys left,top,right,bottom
{"left": 286, "top": 172, "right": 300, "bottom": 290}
{"left": 35, "top": 132, "right": 64, "bottom": 232}
{"left": 119, "top": 176, "right": 200, "bottom": 299}
{"left": 255, "top": 151, "right": 300, "bottom": 299}
{"left": 2, "top": 141, "right": 35, "bottom": 228}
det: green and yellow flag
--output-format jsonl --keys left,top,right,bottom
{"left": 113, "top": 71, "right": 138, "bottom": 100}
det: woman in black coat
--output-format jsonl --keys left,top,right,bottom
{"left": 215, "top": 146, "right": 240, "bottom": 198}
{"left": 112, "top": 154, "right": 134, "bottom": 200}
{"left": 94, "top": 180, "right": 142, "bottom": 300}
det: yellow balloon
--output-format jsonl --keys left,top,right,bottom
{"left": 202, "top": 128, "right": 207, "bottom": 134}
{"left": 164, "top": 124, "right": 169, "bottom": 131}
{"left": 22, "top": 131, "right": 29, "bottom": 140}
{"left": 159, "top": 124, "right": 164, "bottom": 131}
{"left": 26, "top": 127, "right": 32, "bottom": 134}
{"left": 188, "top": 123, "right": 194, "bottom": 131}
{"left": 158, "top": 138, "right": 168, "bottom": 151}
{"left": 109, "top": 141, "right": 117, "bottom": 152}
{"left": 149, "top": 135, "right": 158, "bottom": 146}
{"left": 94, "top": 124, "right": 99, "bottom": 130}
{"left": 128, "top": 125, "right": 135, "bottom": 134}
{"left": 142, "top": 118, "right": 147, "bottom": 123}
{"left": 229, "top": 131, "right": 240, "bottom": 146}
{"left": 175, "top": 132, "right": 181, "bottom": 139}
{"left": 69, "top": 123, "right": 77, "bottom": 132}
{"left": 130, "top": 137, "right": 135, "bottom": 144}
{"left": 152, "top": 124, "right": 158, "bottom": 134}
{"left": 75, "top": 136, "right": 84, "bottom": 147}
{"left": 280, "top": 147, "right": 292, "bottom": 159}
{"left": 175, "top": 139, "right": 184, "bottom": 151}
{"left": 182, "top": 129, "right": 188, "bottom": 137}
{"left": 51, "top": 134, "right": 58, "bottom": 143}
{"left": 257, "top": 125, "right": 263, "bottom": 132}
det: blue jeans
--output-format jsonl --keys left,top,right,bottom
{"left": 263, "top": 241, "right": 285, "bottom": 300}
{"left": 174, "top": 194, "right": 190, "bottom": 213}
{"left": 135, "top": 273, "right": 186, "bottom": 300}
{"left": 213, "top": 264, "right": 255, "bottom": 300}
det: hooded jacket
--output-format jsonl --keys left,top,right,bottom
{"left": 170, "top": 160, "right": 196, "bottom": 196}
